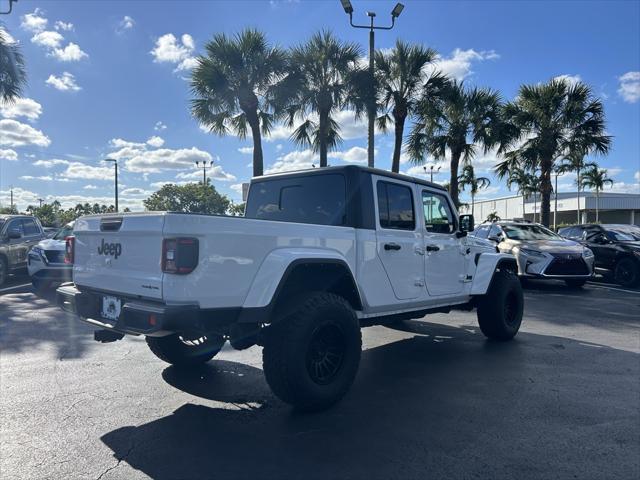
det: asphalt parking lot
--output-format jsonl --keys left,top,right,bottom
{"left": 1, "top": 276, "right": 638, "bottom": 480}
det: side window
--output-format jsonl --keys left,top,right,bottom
{"left": 474, "top": 225, "right": 489, "bottom": 239}
{"left": 377, "top": 181, "right": 415, "bottom": 230}
{"left": 21, "top": 218, "right": 40, "bottom": 236}
{"left": 422, "top": 191, "right": 455, "bottom": 234}
{"left": 7, "top": 219, "right": 24, "bottom": 237}
{"left": 489, "top": 225, "right": 502, "bottom": 238}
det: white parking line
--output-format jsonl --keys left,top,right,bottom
{"left": 587, "top": 283, "right": 640, "bottom": 295}
{"left": 0, "top": 282, "right": 31, "bottom": 294}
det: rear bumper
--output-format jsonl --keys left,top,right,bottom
{"left": 56, "top": 284, "right": 202, "bottom": 337}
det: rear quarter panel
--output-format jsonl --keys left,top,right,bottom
{"left": 162, "top": 214, "right": 357, "bottom": 309}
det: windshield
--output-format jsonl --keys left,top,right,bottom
{"left": 606, "top": 229, "right": 638, "bottom": 242}
{"left": 502, "top": 224, "right": 562, "bottom": 241}
{"left": 53, "top": 224, "right": 74, "bottom": 240}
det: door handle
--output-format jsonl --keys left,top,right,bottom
{"left": 384, "top": 243, "right": 401, "bottom": 251}
{"left": 426, "top": 245, "right": 440, "bottom": 252}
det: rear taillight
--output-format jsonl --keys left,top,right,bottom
{"left": 64, "top": 236, "right": 75, "bottom": 264}
{"left": 162, "top": 237, "right": 199, "bottom": 274}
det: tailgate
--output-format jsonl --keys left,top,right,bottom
{"left": 72, "top": 214, "right": 165, "bottom": 299}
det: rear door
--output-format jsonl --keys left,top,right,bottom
{"left": 374, "top": 176, "right": 424, "bottom": 300}
{"left": 73, "top": 214, "right": 166, "bottom": 299}
{"left": 4, "top": 219, "right": 25, "bottom": 269}
{"left": 421, "top": 189, "right": 466, "bottom": 296}
{"left": 20, "top": 218, "right": 43, "bottom": 262}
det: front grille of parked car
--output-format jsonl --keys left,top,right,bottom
{"left": 44, "top": 250, "right": 66, "bottom": 264}
{"left": 544, "top": 253, "right": 589, "bottom": 276}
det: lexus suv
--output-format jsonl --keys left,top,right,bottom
{"left": 471, "top": 221, "right": 594, "bottom": 287}
{"left": 559, "top": 224, "right": 640, "bottom": 287}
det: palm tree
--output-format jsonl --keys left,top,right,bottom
{"left": 496, "top": 164, "right": 536, "bottom": 221}
{"left": 191, "top": 29, "right": 288, "bottom": 177}
{"left": 0, "top": 27, "right": 26, "bottom": 102}
{"left": 457, "top": 164, "right": 491, "bottom": 216}
{"left": 497, "top": 78, "right": 611, "bottom": 227}
{"left": 284, "top": 31, "right": 361, "bottom": 167}
{"left": 374, "top": 41, "right": 446, "bottom": 173}
{"left": 407, "top": 80, "right": 502, "bottom": 207}
{"left": 555, "top": 151, "right": 596, "bottom": 223}
{"left": 581, "top": 166, "right": 614, "bottom": 223}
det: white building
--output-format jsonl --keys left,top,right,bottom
{"left": 461, "top": 191, "right": 640, "bottom": 227}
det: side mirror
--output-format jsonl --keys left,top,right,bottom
{"left": 594, "top": 233, "right": 609, "bottom": 244}
{"left": 459, "top": 214, "right": 474, "bottom": 234}
{"left": 7, "top": 228, "right": 21, "bottom": 240}
{"left": 488, "top": 232, "right": 503, "bottom": 243}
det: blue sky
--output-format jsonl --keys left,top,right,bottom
{"left": 1, "top": 0, "right": 639, "bottom": 211}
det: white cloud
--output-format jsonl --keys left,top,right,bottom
{"left": 554, "top": 74, "right": 582, "bottom": 86}
{"left": 618, "top": 71, "right": 640, "bottom": 103}
{"left": 109, "top": 138, "right": 146, "bottom": 149}
{"left": 230, "top": 183, "right": 245, "bottom": 195}
{"left": 0, "top": 119, "right": 51, "bottom": 147}
{"left": 150, "top": 33, "right": 197, "bottom": 71}
{"left": 20, "top": 175, "right": 54, "bottom": 181}
{"left": 176, "top": 166, "right": 236, "bottom": 182}
{"left": 0, "top": 149, "right": 18, "bottom": 161}
{"left": 55, "top": 21, "right": 74, "bottom": 31}
{"left": 45, "top": 72, "right": 81, "bottom": 91}
{"left": 607, "top": 182, "right": 640, "bottom": 194}
{"left": 117, "top": 16, "right": 135, "bottom": 33}
{"left": 266, "top": 110, "right": 374, "bottom": 143}
{"left": 34, "top": 159, "right": 70, "bottom": 168}
{"left": 276, "top": 144, "right": 283, "bottom": 151}
{"left": 154, "top": 121, "right": 167, "bottom": 131}
{"left": 0, "top": 27, "right": 16, "bottom": 44}
{"left": 0, "top": 187, "right": 39, "bottom": 209}
{"left": 21, "top": 9, "right": 48, "bottom": 33}
{"left": 0, "top": 98, "right": 42, "bottom": 120}
{"left": 328, "top": 146, "right": 369, "bottom": 164}
{"left": 50, "top": 42, "right": 88, "bottom": 62}
{"left": 238, "top": 146, "right": 254, "bottom": 155}
{"left": 125, "top": 147, "right": 213, "bottom": 173}
{"left": 31, "top": 30, "right": 64, "bottom": 48}
{"left": 265, "top": 150, "right": 317, "bottom": 174}
{"left": 430, "top": 48, "right": 499, "bottom": 81}
{"left": 120, "top": 187, "right": 152, "bottom": 197}
{"left": 635, "top": 171, "right": 640, "bottom": 182}
{"left": 146, "top": 135, "right": 165, "bottom": 148}
{"left": 83, "top": 185, "right": 98, "bottom": 190}
{"left": 61, "top": 162, "right": 113, "bottom": 181}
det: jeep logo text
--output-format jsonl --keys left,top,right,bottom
{"left": 98, "top": 239, "right": 122, "bottom": 259}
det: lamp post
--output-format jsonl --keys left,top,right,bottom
{"left": 553, "top": 171, "right": 559, "bottom": 231}
{"left": 103, "top": 158, "right": 118, "bottom": 212}
{"left": 38, "top": 198, "right": 44, "bottom": 208}
{"left": 341, "top": 0, "right": 404, "bottom": 168}
{"left": 195, "top": 160, "right": 213, "bottom": 184}
{"left": 423, "top": 165, "right": 441, "bottom": 183}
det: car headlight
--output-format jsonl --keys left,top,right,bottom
{"left": 31, "top": 246, "right": 43, "bottom": 255}
{"left": 582, "top": 248, "right": 594, "bottom": 258}
{"left": 519, "top": 247, "right": 546, "bottom": 258}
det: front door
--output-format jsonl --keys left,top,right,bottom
{"left": 374, "top": 177, "right": 424, "bottom": 300}
{"left": 421, "top": 189, "right": 466, "bottom": 296}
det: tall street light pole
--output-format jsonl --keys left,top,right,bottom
{"left": 103, "top": 158, "right": 118, "bottom": 212}
{"left": 195, "top": 160, "right": 213, "bottom": 184}
{"left": 423, "top": 165, "right": 441, "bottom": 183}
{"left": 341, "top": 0, "right": 404, "bottom": 168}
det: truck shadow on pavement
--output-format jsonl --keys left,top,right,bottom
{"left": 101, "top": 321, "right": 639, "bottom": 480}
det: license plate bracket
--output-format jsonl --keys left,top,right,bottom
{"left": 101, "top": 295, "right": 122, "bottom": 321}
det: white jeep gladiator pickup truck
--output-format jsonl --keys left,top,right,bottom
{"left": 57, "top": 165, "right": 523, "bottom": 411}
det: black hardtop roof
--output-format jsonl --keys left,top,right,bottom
{"left": 253, "top": 164, "right": 447, "bottom": 191}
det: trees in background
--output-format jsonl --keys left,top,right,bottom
{"left": 374, "top": 40, "right": 446, "bottom": 173}
{"left": 458, "top": 164, "right": 491, "bottom": 217}
{"left": 496, "top": 79, "right": 611, "bottom": 227}
{"left": 143, "top": 181, "right": 230, "bottom": 215}
{"left": 284, "top": 31, "right": 362, "bottom": 167}
{"left": 581, "top": 166, "right": 614, "bottom": 223}
{"left": 496, "top": 165, "right": 537, "bottom": 221}
{"left": 191, "top": 29, "right": 289, "bottom": 177}
{"left": 407, "top": 81, "right": 502, "bottom": 207}
{"left": 555, "top": 151, "right": 596, "bottom": 223}
{"left": 0, "top": 27, "right": 26, "bottom": 102}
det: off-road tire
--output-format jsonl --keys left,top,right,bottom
{"left": 262, "top": 292, "right": 361, "bottom": 412}
{"left": 0, "top": 256, "right": 7, "bottom": 287}
{"left": 477, "top": 269, "right": 524, "bottom": 341}
{"left": 564, "top": 279, "right": 587, "bottom": 288}
{"left": 146, "top": 334, "right": 225, "bottom": 367}
{"left": 613, "top": 257, "right": 639, "bottom": 287}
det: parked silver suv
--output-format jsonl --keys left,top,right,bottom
{"left": 471, "top": 221, "right": 595, "bottom": 288}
